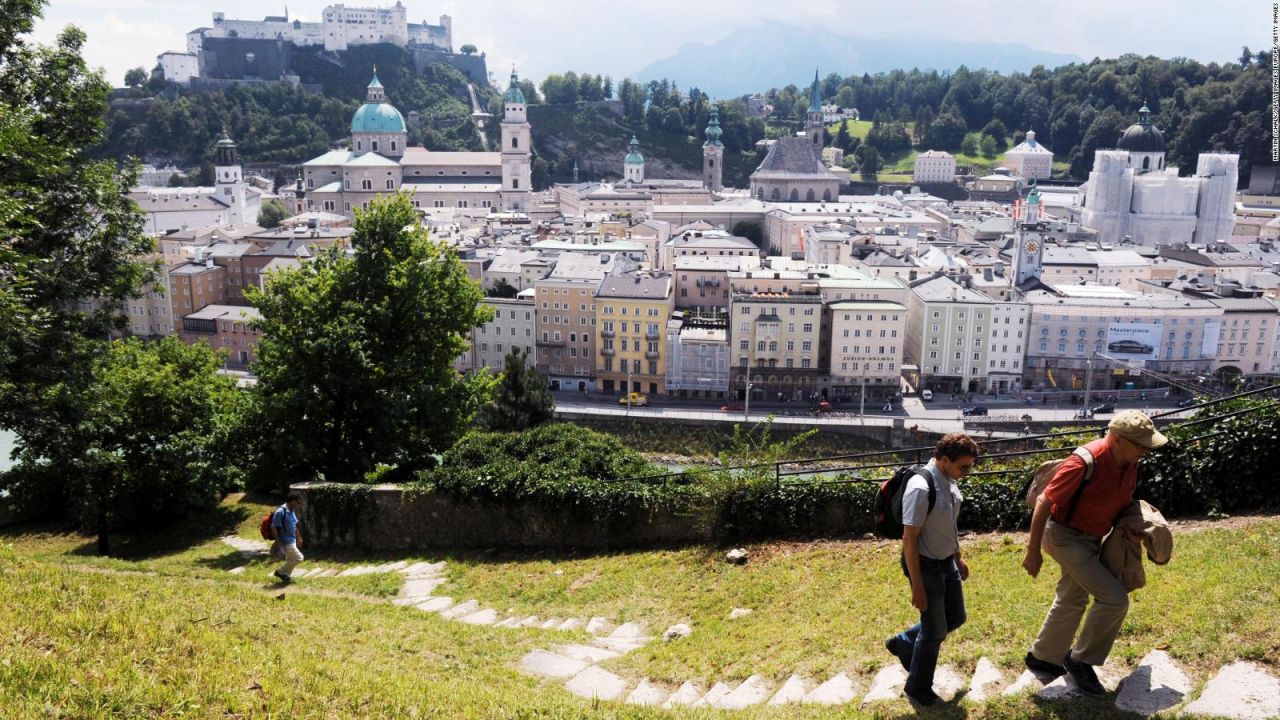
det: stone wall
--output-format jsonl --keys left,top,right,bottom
{"left": 292, "top": 482, "right": 711, "bottom": 550}
{"left": 411, "top": 49, "right": 487, "bottom": 82}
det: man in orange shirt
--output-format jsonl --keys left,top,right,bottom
{"left": 1022, "top": 411, "right": 1167, "bottom": 694}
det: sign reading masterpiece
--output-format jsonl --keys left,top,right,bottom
{"left": 1105, "top": 323, "right": 1163, "bottom": 360}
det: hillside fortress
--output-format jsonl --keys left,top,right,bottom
{"left": 189, "top": 3, "right": 451, "bottom": 54}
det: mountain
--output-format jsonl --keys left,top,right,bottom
{"left": 631, "top": 23, "right": 1083, "bottom": 97}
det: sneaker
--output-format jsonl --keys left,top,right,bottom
{"left": 1062, "top": 653, "right": 1106, "bottom": 695}
{"left": 273, "top": 571, "right": 291, "bottom": 585}
{"left": 1024, "top": 651, "right": 1066, "bottom": 679}
{"left": 884, "top": 636, "right": 911, "bottom": 671}
{"left": 904, "top": 684, "right": 942, "bottom": 706}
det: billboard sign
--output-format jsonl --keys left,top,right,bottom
{"left": 1105, "top": 323, "right": 1162, "bottom": 360}
{"left": 1201, "top": 322, "right": 1221, "bottom": 359}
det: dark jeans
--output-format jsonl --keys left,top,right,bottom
{"left": 894, "top": 553, "right": 966, "bottom": 692}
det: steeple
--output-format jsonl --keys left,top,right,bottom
{"left": 366, "top": 68, "right": 385, "bottom": 103}
{"left": 623, "top": 135, "right": 645, "bottom": 183}
{"left": 809, "top": 67, "right": 822, "bottom": 114}
{"left": 1014, "top": 182, "right": 1045, "bottom": 285}
{"left": 806, "top": 68, "right": 824, "bottom": 148}
{"left": 703, "top": 106, "right": 723, "bottom": 147}
{"left": 500, "top": 66, "right": 532, "bottom": 211}
{"left": 703, "top": 104, "right": 724, "bottom": 193}
{"left": 504, "top": 67, "right": 526, "bottom": 105}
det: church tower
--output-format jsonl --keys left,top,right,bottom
{"left": 805, "top": 68, "right": 824, "bottom": 150}
{"left": 1013, "top": 184, "right": 1046, "bottom": 285}
{"left": 703, "top": 105, "right": 724, "bottom": 192}
{"left": 213, "top": 132, "right": 248, "bottom": 224}
{"left": 350, "top": 71, "right": 407, "bottom": 159}
{"left": 500, "top": 68, "right": 533, "bottom": 212}
{"left": 623, "top": 136, "right": 645, "bottom": 184}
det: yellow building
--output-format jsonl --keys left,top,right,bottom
{"left": 596, "top": 273, "right": 674, "bottom": 396}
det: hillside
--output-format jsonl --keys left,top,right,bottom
{"left": 96, "top": 44, "right": 494, "bottom": 170}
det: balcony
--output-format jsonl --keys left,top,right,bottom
{"left": 645, "top": 350, "right": 660, "bottom": 360}
{"left": 645, "top": 330, "right": 661, "bottom": 339}
{"left": 601, "top": 347, "right": 615, "bottom": 356}
{"left": 601, "top": 329, "right": 616, "bottom": 338}
{"left": 536, "top": 338, "right": 565, "bottom": 347}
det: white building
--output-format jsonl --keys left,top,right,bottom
{"left": 456, "top": 292, "right": 537, "bottom": 373}
{"left": 913, "top": 150, "right": 956, "bottom": 184}
{"left": 130, "top": 135, "right": 263, "bottom": 233}
{"left": 1003, "top": 130, "right": 1054, "bottom": 180}
{"left": 192, "top": 5, "right": 451, "bottom": 53}
{"left": 905, "top": 274, "right": 995, "bottom": 394}
{"left": 828, "top": 300, "right": 907, "bottom": 400}
{"left": 157, "top": 51, "right": 199, "bottom": 85}
{"left": 1080, "top": 105, "right": 1238, "bottom": 246}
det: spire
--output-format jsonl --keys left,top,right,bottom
{"left": 504, "top": 66, "right": 526, "bottom": 104}
{"left": 366, "top": 69, "right": 385, "bottom": 103}
{"left": 572, "top": 160, "right": 579, "bottom": 184}
{"left": 809, "top": 67, "right": 822, "bottom": 114}
{"left": 703, "top": 105, "right": 723, "bottom": 147}
{"left": 1138, "top": 100, "right": 1151, "bottom": 126}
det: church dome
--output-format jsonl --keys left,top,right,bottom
{"left": 1117, "top": 105, "right": 1165, "bottom": 153}
{"left": 351, "top": 102, "right": 406, "bottom": 134}
{"left": 504, "top": 69, "right": 526, "bottom": 104}
{"left": 625, "top": 136, "right": 644, "bottom": 165}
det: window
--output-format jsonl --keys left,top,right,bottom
{"left": 801, "top": 359, "right": 811, "bottom": 368}
{"left": 512, "top": 136, "right": 518, "bottom": 149}
{"left": 802, "top": 341, "right": 812, "bottom": 351}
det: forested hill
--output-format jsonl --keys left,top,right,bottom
{"left": 757, "top": 50, "right": 1269, "bottom": 182}
{"left": 97, "top": 44, "right": 493, "bottom": 169}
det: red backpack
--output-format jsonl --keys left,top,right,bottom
{"left": 259, "top": 508, "right": 278, "bottom": 541}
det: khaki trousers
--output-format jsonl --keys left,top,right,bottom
{"left": 1030, "top": 520, "right": 1129, "bottom": 666}
{"left": 276, "top": 542, "right": 304, "bottom": 578}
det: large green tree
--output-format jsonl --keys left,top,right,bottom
{"left": 0, "top": 2, "right": 157, "bottom": 474}
{"left": 478, "top": 349, "right": 554, "bottom": 432}
{"left": 247, "top": 193, "right": 495, "bottom": 486}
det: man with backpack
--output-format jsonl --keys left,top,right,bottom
{"left": 271, "top": 492, "right": 305, "bottom": 584}
{"left": 1022, "top": 410, "right": 1167, "bottom": 694}
{"left": 884, "top": 432, "right": 980, "bottom": 706}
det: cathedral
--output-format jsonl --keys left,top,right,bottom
{"left": 748, "top": 70, "right": 843, "bottom": 202}
{"left": 300, "top": 70, "right": 532, "bottom": 218}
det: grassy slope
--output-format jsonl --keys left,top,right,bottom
{"left": 4, "top": 493, "right": 1278, "bottom": 718}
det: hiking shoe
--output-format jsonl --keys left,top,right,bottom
{"left": 1062, "top": 653, "right": 1106, "bottom": 695}
{"left": 273, "top": 571, "right": 291, "bottom": 585}
{"left": 1024, "top": 651, "right": 1066, "bottom": 679}
{"left": 884, "top": 636, "right": 911, "bottom": 671}
{"left": 904, "top": 684, "right": 942, "bottom": 706}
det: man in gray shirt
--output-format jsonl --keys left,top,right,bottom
{"left": 885, "top": 432, "right": 979, "bottom": 706}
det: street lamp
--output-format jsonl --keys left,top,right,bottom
{"left": 860, "top": 363, "right": 867, "bottom": 419}
{"left": 744, "top": 381, "right": 753, "bottom": 422}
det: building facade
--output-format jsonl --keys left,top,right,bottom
{"left": 828, "top": 300, "right": 907, "bottom": 401}
{"left": 595, "top": 274, "right": 674, "bottom": 395}
{"left": 729, "top": 292, "right": 825, "bottom": 401}
{"left": 913, "top": 150, "right": 956, "bottom": 184}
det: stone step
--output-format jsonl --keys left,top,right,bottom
{"left": 1036, "top": 660, "right": 1125, "bottom": 699}
{"left": 862, "top": 665, "right": 907, "bottom": 703}
{"left": 415, "top": 596, "right": 454, "bottom": 613}
{"left": 400, "top": 577, "right": 445, "bottom": 598}
{"left": 517, "top": 616, "right": 543, "bottom": 628}
{"left": 714, "top": 675, "right": 771, "bottom": 709}
{"left": 392, "top": 596, "right": 431, "bottom": 607}
{"left": 767, "top": 674, "right": 810, "bottom": 705}
{"left": 692, "top": 681, "right": 734, "bottom": 707}
{"left": 591, "top": 636, "right": 650, "bottom": 654}
{"left": 1114, "top": 650, "right": 1192, "bottom": 716}
{"left": 520, "top": 649, "right": 589, "bottom": 679}
{"left": 551, "top": 644, "right": 620, "bottom": 663}
{"left": 661, "top": 681, "right": 704, "bottom": 708}
{"left": 557, "top": 618, "right": 584, "bottom": 632}
{"left": 539, "top": 617, "right": 564, "bottom": 630}
{"left": 585, "top": 617, "right": 613, "bottom": 635}
{"left": 967, "top": 657, "right": 1004, "bottom": 702}
{"left": 439, "top": 599, "right": 479, "bottom": 620}
{"left": 228, "top": 566, "right": 246, "bottom": 575}
{"left": 336, "top": 565, "right": 374, "bottom": 577}
{"left": 493, "top": 616, "right": 523, "bottom": 629}
{"left": 316, "top": 569, "right": 339, "bottom": 578}
{"left": 625, "top": 679, "right": 668, "bottom": 706}
{"left": 803, "top": 672, "right": 857, "bottom": 705}
{"left": 564, "top": 666, "right": 629, "bottom": 701}
{"left": 1003, "top": 669, "right": 1044, "bottom": 696}
{"left": 459, "top": 608, "right": 499, "bottom": 626}
{"left": 1183, "top": 661, "right": 1280, "bottom": 719}
{"left": 934, "top": 664, "right": 966, "bottom": 701}
{"left": 608, "top": 622, "right": 646, "bottom": 639}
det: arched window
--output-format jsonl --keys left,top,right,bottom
{"left": 806, "top": 189, "right": 815, "bottom": 202}
{"left": 391, "top": 140, "right": 397, "bottom": 152}
{"left": 356, "top": 140, "right": 362, "bottom": 151}
{"left": 708, "top": 158, "right": 715, "bottom": 168}
{"left": 789, "top": 188, "right": 799, "bottom": 201}
{"left": 343, "top": 179, "right": 350, "bottom": 190}
{"left": 822, "top": 189, "right": 831, "bottom": 202}
{"left": 511, "top": 137, "right": 518, "bottom": 149}
{"left": 385, "top": 179, "right": 393, "bottom": 190}
{"left": 1142, "top": 156, "right": 1150, "bottom": 170}
{"left": 771, "top": 188, "right": 780, "bottom": 200}
{"left": 1057, "top": 340, "right": 1066, "bottom": 353}
{"left": 361, "top": 179, "right": 372, "bottom": 190}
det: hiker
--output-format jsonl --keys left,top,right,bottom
{"left": 885, "top": 432, "right": 979, "bottom": 706}
{"left": 272, "top": 492, "right": 305, "bottom": 584}
{"left": 1021, "top": 410, "right": 1167, "bottom": 694}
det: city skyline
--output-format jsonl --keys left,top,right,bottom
{"left": 32, "top": 0, "right": 1264, "bottom": 93}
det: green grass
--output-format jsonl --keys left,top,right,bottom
{"left": 4, "top": 495, "right": 1278, "bottom": 718}
{"left": 826, "top": 119, "right": 876, "bottom": 141}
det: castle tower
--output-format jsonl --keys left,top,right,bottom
{"left": 806, "top": 68, "right": 824, "bottom": 149}
{"left": 350, "top": 71, "right": 407, "bottom": 159}
{"left": 500, "top": 68, "right": 533, "bottom": 212}
{"left": 623, "top": 136, "right": 645, "bottom": 184}
{"left": 1013, "top": 183, "right": 1046, "bottom": 285}
{"left": 703, "top": 105, "right": 724, "bottom": 193}
{"left": 213, "top": 132, "right": 248, "bottom": 224}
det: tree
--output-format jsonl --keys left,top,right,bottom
{"left": 0, "top": 3, "right": 158, "bottom": 502}
{"left": 124, "top": 66, "right": 147, "bottom": 88}
{"left": 732, "top": 221, "right": 764, "bottom": 247}
{"left": 602, "top": 75, "right": 613, "bottom": 100}
{"left": 1239, "top": 46, "right": 1252, "bottom": 67}
{"left": 246, "top": 193, "right": 496, "bottom": 486}
{"left": 489, "top": 278, "right": 518, "bottom": 298}
{"left": 22, "top": 338, "right": 240, "bottom": 554}
{"left": 856, "top": 144, "right": 881, "bottom": 178}
{"left": 980, "top": 118, "right": 1008, "bottom": 151}
{"left": 979, "top": 134, "right": 997, "bottom": 158}
{"left": 257, "top": 199, "right": 289, "bottom": 229}
{"left": 478, "top": 349, "right": 554, "bottom": 432}
{"left": 460, "top": 44, "right": 477, "bottom": 56}
{"left": 960, "top": 132, "right": 979, "bottom": 156}
{"left": 834, "top": 120, "right": 850, "bottom": 151}
{"left": 927, "top": 113, "right": 968, "bottom": 151}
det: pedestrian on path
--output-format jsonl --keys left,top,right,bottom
{"left": 1021, "top": 410, "right": 1167, "bottom": 695}
{"left": 272, "top": 492, "right": 305, "bottom": 584}
{"left": 885, "top": 432, "right": 979, "bottom": 706}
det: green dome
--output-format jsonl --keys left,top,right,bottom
{"left": 504, "top": 69, "right": 526, "bottom": 104}
{"left": 625, "top": 136, "right": 644, "bottom": 165}
{"left": 350, "top": 102, "right": 406, "bottom": 134}
{"left": 704, "top": 107, "right": 723, "bottom": 147}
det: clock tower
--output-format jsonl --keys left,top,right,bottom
{"left": 1014, "top": 184, "right": 1046, "bottom": 285}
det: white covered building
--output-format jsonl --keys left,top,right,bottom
{"left": 189, "top": 5, "right": 451, "bottom": 54}
{"left": 1004, "top": 130, "right": 1053, "bottom": 180}
{"left": 913, "top": 150, "right": 956, "bottom": 184}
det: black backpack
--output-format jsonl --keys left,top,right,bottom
{"left": 874, "top": 465, "right": 936, "bottom": 539}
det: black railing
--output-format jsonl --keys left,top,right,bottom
{"left": 605, "top": 384, "right": 1279, "bottom": 487}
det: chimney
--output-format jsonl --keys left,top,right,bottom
{"left": 205, "top": 258, "right": 214, "bottom": 269}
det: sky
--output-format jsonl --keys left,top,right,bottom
{"left": 31, "top": 0, "right": 1265, "bottom": 90}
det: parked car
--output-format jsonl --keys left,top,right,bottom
{"left": 921, "top": 389, "right": 934, "bottom": 401}
{"left": 722, "top": 402, "right": 745, "bottom": 412}
{"left": 1176, "top": 397, "right": 1198, "bottom": 408}
{"left": 961, "top": 405, "right": 989, "bottom": 416}
{"left": 1090, "top": 403, "right": 1116, "bottom": 414}
{"left": 619, "top": 392, "right": 648, "bottom": 407}
{"left": 813, "top": 400, "right": 832, "bottom": 413}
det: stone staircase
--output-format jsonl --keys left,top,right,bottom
{"left": 220, "top": 538, "right": 1280, "bottom": 718}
